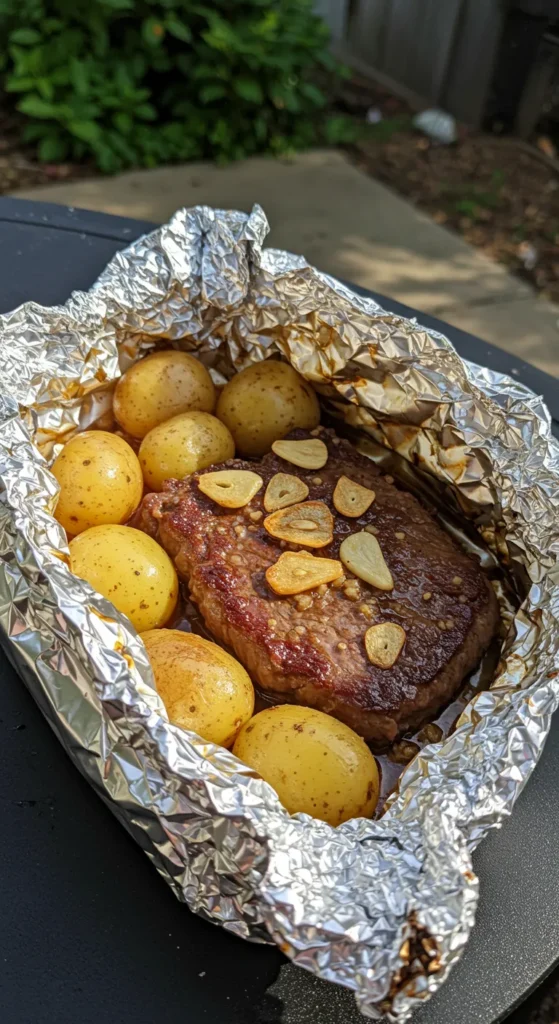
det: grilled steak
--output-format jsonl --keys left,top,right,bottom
{"left": 133, "top": 427, "right": 499, "bottom": 748}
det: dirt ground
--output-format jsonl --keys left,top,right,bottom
{"left": 341, "top": 76, "right": 559, "bottom": 306}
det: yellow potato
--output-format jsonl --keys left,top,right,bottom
{"left": 233, "top": 705, "right": 379, "bottom": 826}
{"left": 52, "top": 431, "right": 143, "bottom": 536}
{"left": 113, "top": 350, "right": 216, "bottom": 438}
{"left": 139, "top": 411, "right": 235, "bottom": 491}
{"left": 69, "top": 525, "right": 178, "bottom": 633}
{"left": 216, "top": 361, "right": 320, "bottom": 457}
{"left": 142, "top": 629, "right": 254, "bottom": 747}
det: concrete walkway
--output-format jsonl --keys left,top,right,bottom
{"left": 12, "top": 149, "right": 559, "bottom": 377}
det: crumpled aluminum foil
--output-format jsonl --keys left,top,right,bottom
{"left": 0, "top": 203, "right": 558, "bottom": 1021}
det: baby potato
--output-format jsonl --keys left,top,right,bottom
{"left": 113, "top": 350, "right": 216, "bottom": 438}
{"left": 233, "top": 705, "right": 379, "bottom": 826}
{"left": 139, "top": 411, "right": 235, "bottom": 491}
{"left": 216, "top": 361, "right": 320, "bottom": 457}
{"left": 69, "top": 525, "right": 178, "bottom": 633}
{"left": 52, "top": 430, "right": 143, "bottom": 536}
{"left": 142, "top": 629, "right": 254, "bottom": 747}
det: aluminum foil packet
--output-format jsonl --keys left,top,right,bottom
{"left": 0, "top": 204, "right": 558, "bottom": 1021}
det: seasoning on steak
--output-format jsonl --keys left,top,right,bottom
{"left": 132, "top": 427, "right": 500, "bottom": 748}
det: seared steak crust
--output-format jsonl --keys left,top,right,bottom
{"left": 133, "top": 428, "right": 499, "bottom": 747}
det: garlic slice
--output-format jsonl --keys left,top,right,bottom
{"left": 198, "top": 469, "right": 263, "bottom": 508}
{"left": 339, "top": 531, "right": 394, "bottom": 590}
{"left": 264, "top": 472, "right": 309, "bottom": 512}
{"left": 271, "top": 438, "right": 328, "bottom": 470}
{"left": 264, "top": 500, "right": 333, "bottom": 548}
{"left": 365, "top": 622, "right": 405, "bottom": 668}
{"left": 333, "top": 475, "right": 375, "bottom": 518}
{"left": 266, "top": 551, "right": 343, "bottom": 595}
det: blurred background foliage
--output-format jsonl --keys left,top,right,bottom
{"left": 0, "top": 0, "right": 354, "bottom": 172}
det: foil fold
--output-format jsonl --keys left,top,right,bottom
{"left": 0, "top": 203, "right": 557, "bottom": 1020}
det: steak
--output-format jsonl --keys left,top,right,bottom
{"left": 133, "top": 427, "right": 499, "bottom": 748}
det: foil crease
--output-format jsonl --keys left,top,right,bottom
{"left": 0, "top": 203, "right": 557, "bottom": 1020}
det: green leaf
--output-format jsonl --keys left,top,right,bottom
{"left": 269, "top": 133, "right": 291, "bottom": 156}
{"left": 165, "top": 17, "right": 192, "bottom": 42}
{"left": 9, "top": 28, "right": 41, "bottom": 45}
{"left": 18, "top": 95, "right": 58, "bottom": 119}
{"left": 253, "top": 10, "right": 279, "bottom": 37}
{"left": 106, "top": 130, "right": 137, "bottom": 163}
{"left": 136, "top": 103, "right": 157, "bottom": 121}
{"left": 37, "top": 78, "right": 55, "bottom": 101}
{"left": 323, "top": 115, "right": 361, "bottom": 145}
{"left": 233, "top": 77, "right": 263, "bottom": 104}
{"left": 70, "top": 59, "right": 89, "bottom": 97}
{"left": 23, "top": 122, "right": 50, "bottom": 142}
{"left": 5, "top": 75, "right": 36, "bottom": 92}
{"left": 114, "top": 63, "right": 133, "bottom": 95}
{"left": 190, "top": 4, "right": 219, "bottom": 20}
{"left": 90, "top": 18, "right": 109, "bottom": 57}
{"left": 300, "top": 81, "right": 326, "bottom": 107}
{"left": 316, "top": 49, "right": 338, "bottom": 72}
{"left": 50, "top": 67, "right": 71, "bottom": 88}
{"left": 38, "top": 136, "right": 68, "bottom": 162}
{"left": 272, "top": 87, "right": 300, "bottom": 113}
{"left": 210, "top": 117, "right": 233, "bottom": 148}
{"left": 67, "top": 120, "right": 101, "bottom": 143}
{"left": 113, "top": 112, "right": 133, "bottom": 135}
{"left": 43, "top": 19, "right": 64, "bottom": 34}
{"left": 200, "top": 83, "right": 227, "bottom": 103}
{"left": 93, "top": 142, "right": 122, "bottom": 174}
{"left": 142, "top": 17, "right": 166, "bottom": 46}
{"left": 56, "top": 29, "right": 85, "bottom": 58}
{"left": 202, "top": 16, "right": 241, "bottom": 54}
{"left": 63, "top": 99, "right": 100, "bottom": 121}
{"left": 190, "top": 62, "right": 218, "bottom": 80}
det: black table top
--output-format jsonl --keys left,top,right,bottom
{"left": 0, "top": 196, "right": 558, "bottom": 1024}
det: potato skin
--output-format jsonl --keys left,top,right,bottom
{"left": 139, "top": 411, "right": 235, "bottom": 491}
{"left": 142, "top": 629, "right": 254, "bottom": 747}
{"left": 233, "top": 705, "right": 379, "bottom": 826}
{"left": 216, "top": 361, "right": 320, "bottom": 457}
{"left": 69, "top": 525, "right": 178, "bottom": 633}
{"left": 113, "top": 350, "right": 215, "bottom": 439}
{"left": 52, "top": 430, "right": 143, "bottom": 536}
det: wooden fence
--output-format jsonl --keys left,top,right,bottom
{"left": 315, "top": 0, "right": 504, "bottom": 126}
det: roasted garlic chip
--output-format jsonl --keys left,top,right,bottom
{"left": 339, "top": 531, "right": 394, "bottom": 590}
{"left": 271, "top": 438, "right": 328, "bottom": 470}
{"left": 333, "top": 475, "right": 375, "bottom": 518}
{"left": 198, "top": 469, "right": 263, "bottom": 508}
{"left": 365, "top": 622, "right": 406, "bottom": 668}
{"left": 264, "top": 472, "right": 309, "bottom": 512}
{"left": 264, "top": 500, "right": 333, "bottom": 548}
{"left": 266, "top": 551, "right": 343, "bottom": 595}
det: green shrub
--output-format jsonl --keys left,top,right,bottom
{"left": 0, "top": 0, "right": 349, "bottom": 172}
